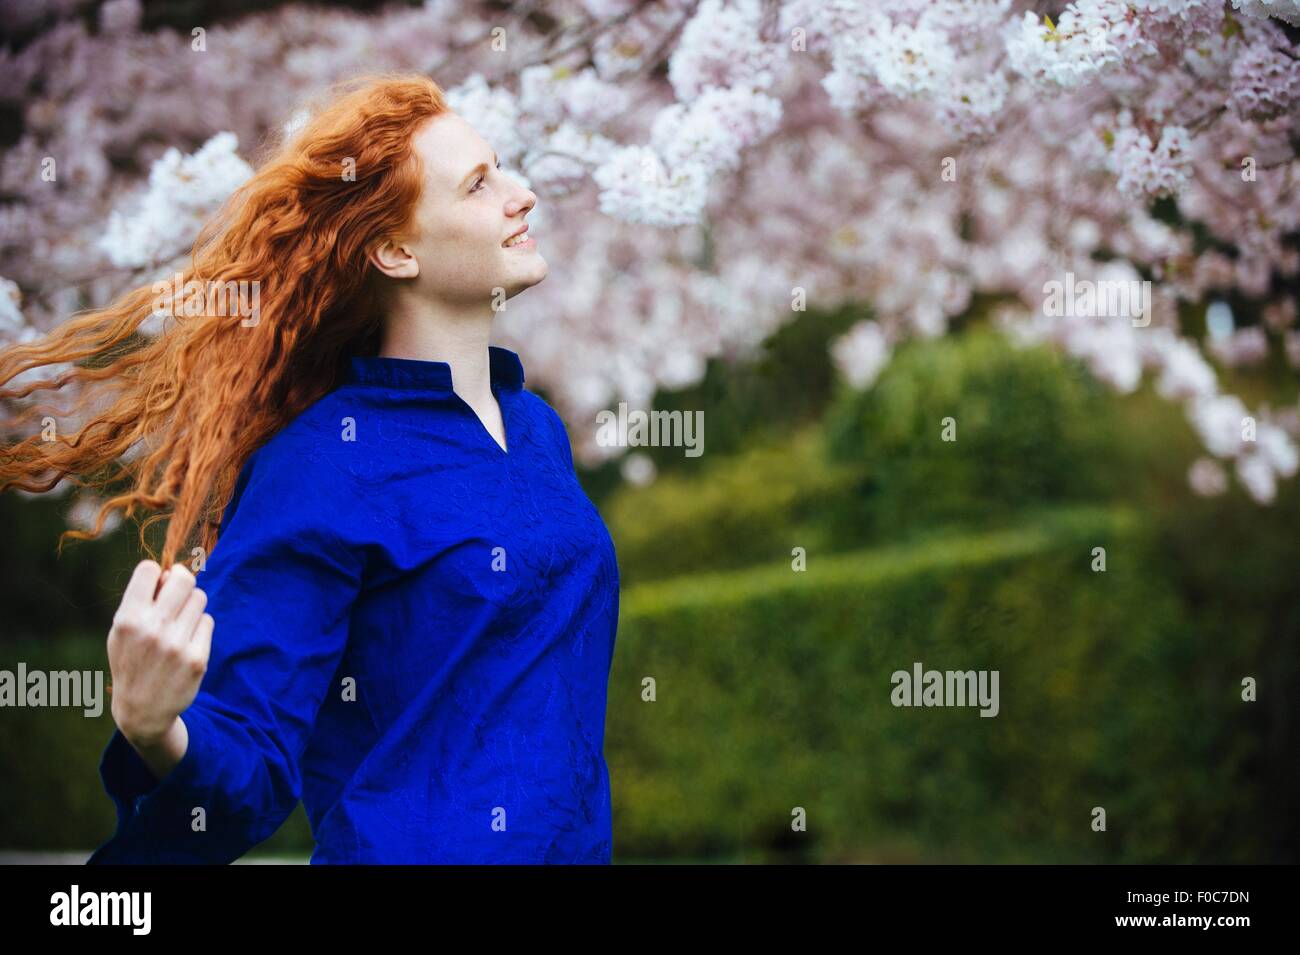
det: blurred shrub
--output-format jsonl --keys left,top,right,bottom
{"left": 821, "top": 329, "right": 1132, "bottom": 543}
{"left": 0, "top": 490, "right": 138, "bottom": 643}
{"left": 607, "top": 506, "right": 1264, "bottom": 863}
{"left": 3, "top": 318, "right": 1294, "bottom": 862}
{"left": 603, "top": 426, "right": 859, "bottom": 586}
{"left": 0, "top": 632, "right": 315, "bottom": 856}
{"left": 581, "top": 303, "right": 866, "bottom": 505}
{"left": 8, "top": 501, "right": 1283, "bottom": 862}
{"left": 1140, "top": 471, "right": 1300, "bottom": 862}
{"left": 604, "top": 327, "right": 1149, "bottom": 583}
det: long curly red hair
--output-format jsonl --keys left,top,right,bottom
{"left": 0, "top": 72, "right": 448, "bottom": 570}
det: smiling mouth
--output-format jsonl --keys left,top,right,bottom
{"left": 503, "top": 233, "right": 535, "bottom": 249}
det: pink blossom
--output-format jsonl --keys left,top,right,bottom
{"left": 1188, "top": 457, "right": 1229, "bottom": 496}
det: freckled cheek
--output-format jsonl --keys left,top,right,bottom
{"left": 420, "top": 229, "right": 503, "bottom": 286}
{"left": 420, "top": 227, "right": 467, "bottom": 268}
{"left": 430, "top": 217, "right": 500, "bottom": 256}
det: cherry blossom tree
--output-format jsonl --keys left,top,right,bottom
{"left": 1, "top": 0, "right": 1298, "bottom": 507}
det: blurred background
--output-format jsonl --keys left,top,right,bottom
{"left": 1, "top": 0, "right": 1298, "bottom": 863}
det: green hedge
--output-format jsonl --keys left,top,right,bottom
{"left": 606, "top": 505, "right": 1261, "bottom": 863}
{"left": 602, "top": 426, "right": 859, "bottom": 585}
{"left": 821, "top": 330, "right": 1136, "bottom": 543}
{"left": 3, "top": 318, "right": 1291, "bottom": 861}
{"left": 0, "top": 504, "right": 1277, "bottom": 862}
{"left": 603, "top": 329, "right": 1155, "bottom": 585}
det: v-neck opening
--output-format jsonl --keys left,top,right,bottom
{"left": 454, "top": 389, "right": 510, "bottom": 457}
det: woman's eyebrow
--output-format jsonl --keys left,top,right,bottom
{"left": 457, "top": 151, "right": 499, "bottom": 190}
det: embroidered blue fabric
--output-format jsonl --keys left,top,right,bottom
{"left": 86, "top": 346, "right": 620, "bottom": 864}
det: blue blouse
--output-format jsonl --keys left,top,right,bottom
{"left": 86, "top": 346, "right": 620, "bottom": 864}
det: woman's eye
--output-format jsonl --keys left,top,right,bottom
{"left": 470, "top": 161, "right": 500, "bottom": 193}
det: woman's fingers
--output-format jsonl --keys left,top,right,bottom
{"left": 173, "top": 586, "right": 208, "bottom": 640}
{"left": 119, "top": 560, "right": 163, "bottom": 617}
{"left": 191, "top": 614, "right": 214, "bottom": 668}
{"left": 107, "top": 560, "right": 213, "bottom": 742}
{"left": 153, "top": 563, "right": 196, "bottom": 620}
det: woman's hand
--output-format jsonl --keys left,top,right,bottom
{"left": 107, "top": 560, "right": 214, "bottom": 748}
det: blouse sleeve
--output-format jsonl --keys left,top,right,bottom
{"left": 86, "top": 436, "right": 364, "bottom": 864}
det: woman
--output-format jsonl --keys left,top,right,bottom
{"left": 0, "top": 73, "right": 620, "bottom": 863}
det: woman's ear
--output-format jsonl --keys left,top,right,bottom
{"left": 367, "top": 239, "right": 419, "bottom": 280}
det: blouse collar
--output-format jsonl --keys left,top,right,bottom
{"left": 346, "top": 346, "right": 525, "bottom": 392}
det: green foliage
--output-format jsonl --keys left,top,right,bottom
{"left": 602, "top": 326, "right": 1160, "bottom": 587}
{"left": 3, "top": 314, "right": 1295, "bottom": 863}
{"left": 822, "top": 329, "right": 1129, "bottom": 540}
{"left": 608, "top": 507, "right": 1261, "bottom": 863}
{"left": 602, "top": 426, "right": 858, "bottom": 586}
{"left": 0, "top": 632, "right": 316, "bottom": 856}
{"left": 583, "top": 303, "right": 866, "bottom": 506}
{"left": 0, "top": 491, "right": 138, "bottom": 643}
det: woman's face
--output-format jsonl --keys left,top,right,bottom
{"left": 371, "top": 111, "right": 546, "bottom": 305}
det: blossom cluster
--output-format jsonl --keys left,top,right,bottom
{"left": 0, "top": 0, "right": 1296, "bottom": 504}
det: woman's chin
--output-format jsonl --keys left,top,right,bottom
{"left": 518, "top": 254, "right": 548, "bottom": 286}
{"left": 499, "top": 263, "right": 548, "bottom": 299}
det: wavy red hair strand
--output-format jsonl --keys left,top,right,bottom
{"left": 0, "top": 71, "right": 449, "bottom": 569}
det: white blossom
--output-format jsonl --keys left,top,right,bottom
{"left": 832, "top": 320, "right": 892, "bottom": 389}
{"left": 445, "top": 74, "right": 526, "bottom": 166}
{"left": 620, "top": 451, "right": 658, "bottom": 487}
{"left": 1188, "top": 456, "right": 1229, "bottom": 495}
{"left": 1189, "top": 393, "right": 1250, "bottom": 458}
{"left": 1157, "top": 340, "right": 1218, "bottom": 399}
{"left": 1108, "top": 118, "right": 1194, "bottom": 201}
{"left": 1236, "top": 451, "right": 1277, "bottom": 503}
{"left": 668, "top": 0, "right": 784, "bottom": 101}
{"left": 1210, "top": 326, "right": 1270, "bottom": 367}
{"left": 1004, "top": 2, "right": 1125, "bottom": 89}
{"left": 1258, "top": 420, "right": 1300, "bottom": 477}
{"left": 0, "top": 276, "right": 25, "bottom": 338}
{"left": 1230, "top": 0, "right": 1300, "bottom": 29}
{"left": 97, "top": 132, "right": 253, "bottom": 269}
{"left": 650, "top": 86, "right": 782, "bottom": 174}
{"left": 592, "top": 146, "right": 709, "bottom": 226}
